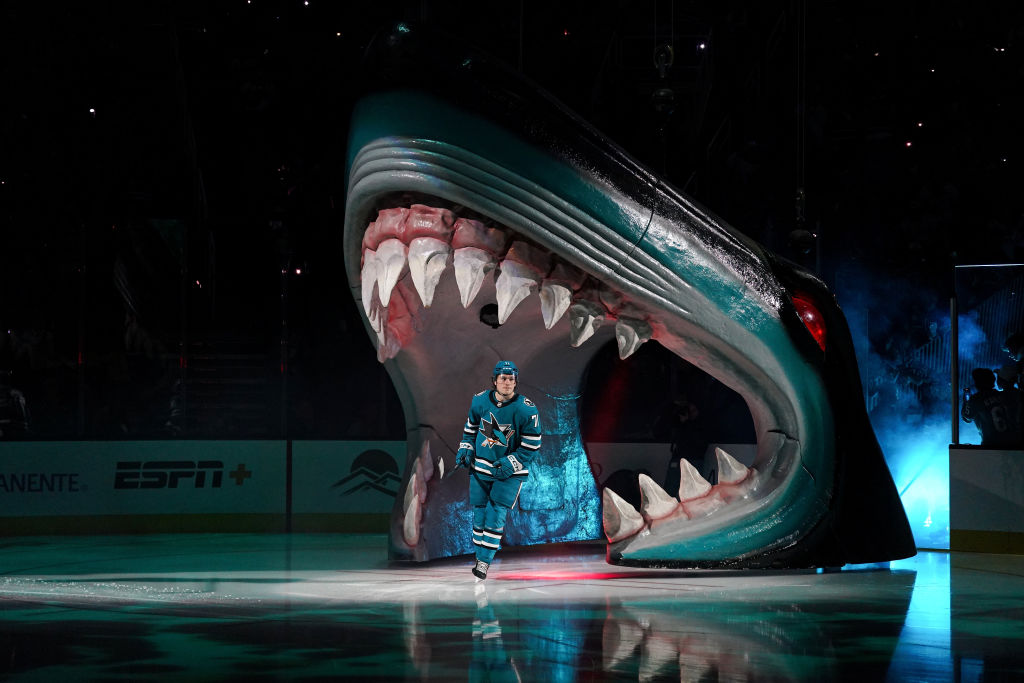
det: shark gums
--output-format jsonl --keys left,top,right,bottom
{"left": 343, "top": 23, "right": 916, "bottom": 569}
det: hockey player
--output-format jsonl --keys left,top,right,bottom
{"left": 962, "top": 367, "right": 1023, "bottom": 447}
{"left": 455, "top": 360, "right": 542, "bottom": 580}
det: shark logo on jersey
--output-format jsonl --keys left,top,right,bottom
{"left": 480, "top": 412, "right": 515, "bottom": 448}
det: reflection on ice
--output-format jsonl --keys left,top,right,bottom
{"left": 2, "top": 537, "right": 1002, "bottom": 682}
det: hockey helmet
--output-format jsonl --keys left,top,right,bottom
{"left": 493, "top": 360, "right": 519, "bottom": 379}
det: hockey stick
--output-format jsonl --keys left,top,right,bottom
{"left": 436, "top": 456, "right": 464, "bottom": 482}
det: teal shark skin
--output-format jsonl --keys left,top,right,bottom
{"left": 345, "top": 90, "right": 838, "bottom": 564}
{"left": 343, "top": 22, "right": 914, "bottom": 568}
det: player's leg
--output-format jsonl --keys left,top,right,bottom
{"left": 472, "top": 479, "right": 523, "bottom": 579}
{"left": 469, "top": 474, "right": 491, "bottom": 556}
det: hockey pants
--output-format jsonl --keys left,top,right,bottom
{"left": 469, "top": 473, "right": 523, "bottom": 564}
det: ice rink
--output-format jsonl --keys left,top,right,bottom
{"left": 0, "top": 533, "right": 1020, "bottom": 681}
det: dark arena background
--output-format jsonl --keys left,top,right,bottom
{"left": 3, "top": 1, "right": 1024, "bottom": 680}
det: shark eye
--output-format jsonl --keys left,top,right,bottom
{"left": 791, "top": 292, "right": 827, "bottom": 352}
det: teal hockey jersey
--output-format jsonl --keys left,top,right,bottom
{"left": 461, "top": 390, "right": 542, "bottom": 479}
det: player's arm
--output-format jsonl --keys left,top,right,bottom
{"left": 493, "top": 400, "right": 541, "bottom": 479}
{"left": 456, "top": 400, "right": 479, "bottom": 468}
{"left": 961, "top": 393, "right": 974, "bottom": 423}
{"left": 517, "top": 403, "right": 542, "bottom": 461}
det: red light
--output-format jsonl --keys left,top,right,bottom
{"left": 498, "top": 570, "right": 644, "bottom": 581}
{"left": 791, "top": 292, "right": 827, "bottom": 351}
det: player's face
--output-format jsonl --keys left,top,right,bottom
{"left": 494, "top": 373, "right": 517, "bottom": 399}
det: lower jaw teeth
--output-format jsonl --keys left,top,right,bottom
{"left": 639, "top": 473, "right": 681, "bottom": 520}
{"left": 715, "top": 447, "right": 750, "bottom": 485}
{"left": 604, "top": 448, "right": 760, "bottom": 547}
{"left": 603, "top": 487, "right": 646, "bottom": 543}
{"left": 678, "top": 458, "right": 712, "bottom": 501}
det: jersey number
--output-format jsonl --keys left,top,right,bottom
{"left": 992, "top": 406, "right": 1008, "bottom": 432}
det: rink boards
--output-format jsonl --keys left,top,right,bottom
{"left": 949, "top": 445, "right": 1024, "bottom": 554}
{"left": 0, "top": 441, "right": 404, "bottom": 534}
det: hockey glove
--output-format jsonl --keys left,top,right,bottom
{"left": 492, "top": 454, "right": 524, "bottom": 480}
{"left": 456, "top": 442, "right": 475, "bottom": 469}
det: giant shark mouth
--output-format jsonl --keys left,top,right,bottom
{"left": 342, "top": 22, "right": 915, "bottom": 568}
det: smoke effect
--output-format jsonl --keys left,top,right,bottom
{"left": 835, "top": 266, "right": 952, "bottom": 550}
{"left": 958, "top": 310, "right": 989, "bottom": 364}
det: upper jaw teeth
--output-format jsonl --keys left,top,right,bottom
{"left": 454, "top": 247, "right": 496, "bottom": 308}
{"left": 495, "top": 241, "right": 550, "bottom": 324}
{"left": 539, "top": 263, "right": 586, "bottom": 329}
{"left": 408, "top": 237, "right": 450, "bottom": 308}
{"left": 358, "top": 204, "right": 653, "bottom": 359}
{"left": 360, "top": 249, "right": 379, "bottom": 320}
{"left": 451, "top": 217, "right": 508, "bottom": 308}
{"left": 375, "top": 239, "right": 408, "bottom": 307}
{"left": 615, "top": 318, "right": 653, "bottom": 360}
{"left": 569, "top": 298, "right": 605, "bottom": 347}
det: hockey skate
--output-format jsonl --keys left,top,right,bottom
{"left": 472, "top": 560, "right": 489, "bottom": 580}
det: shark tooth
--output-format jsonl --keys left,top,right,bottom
{"left": 408, "top": 237, "right": 451, "bottom": 308}
{"left": 361, "top": 249, "right": 379, "bottom": 318}
{"left": 495, "top": 260, "right": 541, "bottom": 324}
{"left": 375, "top": 238, "right": 408, "bottom": 307}
{"left": 402, "top": 480, "right": 422, "bottom": 547}
{"left": 716, "top": 447, "right": 750, "bottom": 485}
{"left": 601, "top": 618, "right": 644, "bottom": 671}
{"left": 569, "top": 300, "right": 605, "bottom": 347}
{"left": 638, "top": 473, "right": 679, "bottom": 521}
{"left": 409, "top": 456, "right": 428, "bottom": 504}
{"left": 418, "top": 440, "right": 435, "bottom": 482}
{"left": 539, "top": 262, "right": 586, "bottom": 329}
{"left": 367, "top": 295, "right": 387, "bottom": 337}
{"left": 403, "top": 473, "right": 421, "bottom": 517}
{"left": 376, "top": 282, "right": 417, "bottom": 361}
{"left": 539, "top": 282, "right": 573, "bottom": 329}
{"left": 615, "top": 318, "right": 653, "bottom": 360}
{"left": 602, "top": 487, "right": 645, "bottom": 542}
{"left": 453, "top": 247, "right": 496, "bottom": 308}
{"left": 678, "top": 458, "right": 713, "bottom": 501}
{"left": 376, "top": 328, "right": 402, "bottom": 362}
